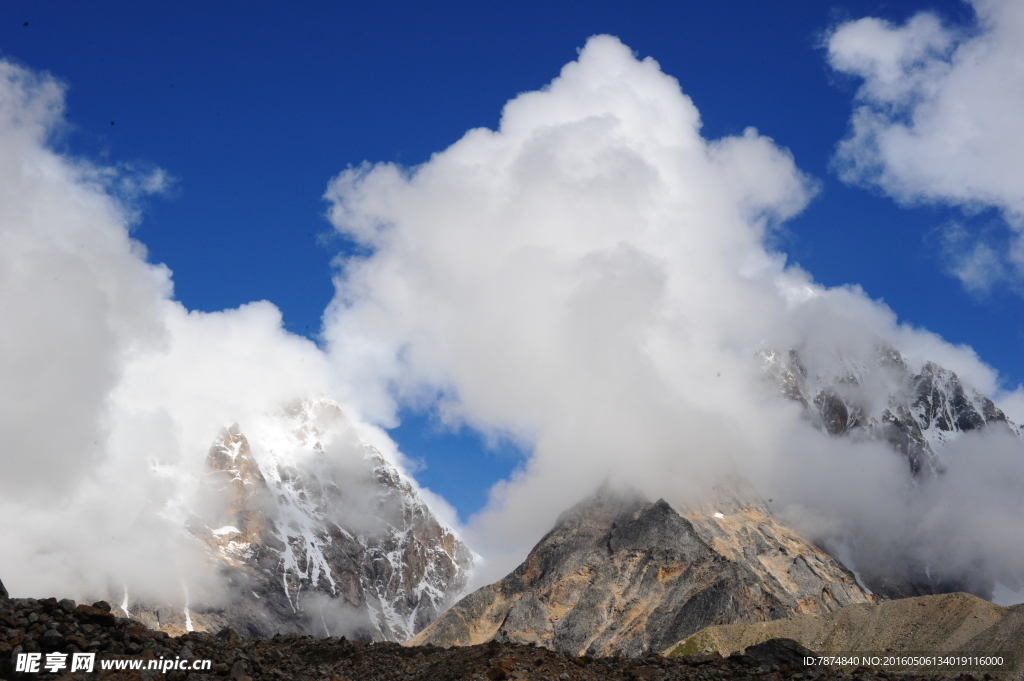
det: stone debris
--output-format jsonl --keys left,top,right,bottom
{"left": 2, "top": 589, "right": 958, "bottom": 681}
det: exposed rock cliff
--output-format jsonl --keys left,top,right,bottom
{"left": 762, "top": 345, "right": 1024, "bottom": 599}
{"left": 408, "top": 489, "right": 868, "bottom": 656}
{"left": 127, "top": 398, "right": 473, "bottom": 641}
{"left": 761, "top": 345, "right": 1019, "bottom": 477}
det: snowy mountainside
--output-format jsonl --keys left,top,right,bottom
{"left": 130, "top": 397, "right": 474, "bottom": 641}
{"left": 761, "top": 344, "right": 1021, "bottom": 476}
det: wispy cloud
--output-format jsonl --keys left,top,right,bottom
{"left": 828, "top": 0, "right": 1024, "bottom": 291}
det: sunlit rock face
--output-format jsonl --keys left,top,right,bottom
{"left": 409, "top": 488, "right": 869, "bottom": 657}
{"left": 128, "top": 398, "right": 474, "bottom": 641}
{"left": 761, "top": 345, "right": 1020, "bottom": 477}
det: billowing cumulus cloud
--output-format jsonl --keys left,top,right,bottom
{"left": 3, "top": 31, "right": 1024, "bottom": 615}
{"left": 0, "top": 60, "right": 423, "bottom": 605}
{"left": 828, "top": 0, "right": 1024, "bottom": 292}
{"left": 0, "top": 62, "right": 170, "bottom": 498}
{"left": 324, "top": 35, "right": 1024, "bottom": 591}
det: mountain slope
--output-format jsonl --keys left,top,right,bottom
{"left": 666, "top": 592, "right": 1024, "bottom": 677}
{"left": 762, "top": 344, "right": 1024, "bottom": 600}
{"left": 128, "top": 398, "right": 473, "bottom": 641}
{"left": 761, "top": 344, "right": 1020, "bottom": 477}
{"left": 408, "top": 488, "right": 868, "bottom": 656}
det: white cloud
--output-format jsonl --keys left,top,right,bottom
{"left": 0, "top": 59, "right": 429, "bottom": 605}
{"left": 934, "top": 221, "right": 1008, "bottom": 294}
{"left": 3, "top": 31, "right": 1023, "bottom": 611}
{"left": 828, "top": 0, "right": 1024, "bottom": 289}
{"left": 0, "top": 62, "right": 171, "bottom": 498}
{"left": 324, "top": 35, "right": 1024, "bottom": 587}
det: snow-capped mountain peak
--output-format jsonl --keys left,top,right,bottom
{"left": 761, "top": 343, "right": 1020, "bottom": 475}
{"left": 131, "top": 397, "right": 473, "bottom": 641}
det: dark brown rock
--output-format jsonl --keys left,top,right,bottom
{"left": 65, "top": 633, "right": 89, "bottom": 649}
{"left": 217, "top": 626, "right": 241, "bottom": 642}
{"left": 74, "top": 604, "right": 116, "bottom": 627}
{"left": 682, "top": 652, "right": 724, "bottom": 666}
{"left": 0, "top": 612, "right": 963, "bottom": 681}
{"left": 495, "top": 657, "right": 515, "bottom": 671}
{"left": 229, "top": 658, "right": 249, "bottom": 678}
{"left": 39, "top": 628, "right": 64, "bottom": 651}
{"left": 742, "top": 638, "right": 816, "bottom": 670}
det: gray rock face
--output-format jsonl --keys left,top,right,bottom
{"left": 409, "top": 489, "right": 868, "bottom": 656}
{"left": 761, "top": 345, "right": 1019, "bottom": 476}
{"left": 129, "top": 398, "right": 473, "bottom": 641}
{"left": 0, "top": 577, "right": 7, "bottom": 600}
{"left": 761, "top": 345, "right": 1023, "bottom": 599}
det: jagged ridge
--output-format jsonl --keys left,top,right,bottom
{"left": 409, "top": 488, "right": 868, "bottom": 657}
{"left": 761, "top": 345, "right": 1020, "bottom": 476}
{"left": 129, "top": 398, "right": 473, "bottom": 641}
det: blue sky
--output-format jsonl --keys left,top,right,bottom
{"left": 3, "top": 0, "right": 1022, "bottom": 520}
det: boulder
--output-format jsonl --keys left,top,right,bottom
{"left": 74, "top": 604, "right": 116, "bottom": 627}
{"left": 39, "top": 628, "right": 65, "bottom": 652}
{"left": 741, "top": 638, "right": 816, "bottom": 670}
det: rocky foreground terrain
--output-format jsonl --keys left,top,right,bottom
{"left": 0, "top": 579, "right": 982, "bottom": 681}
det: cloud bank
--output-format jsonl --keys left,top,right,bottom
{"left": 828, "top": 0, "right": 1024, "bottom": 292}
{"left": 2, "top": 32, "right": 1023, "bottom": 614}
{"left": 323, "top": 35, "right": 1024, "bottom": 591}
{"left": 0, "top": 59, "right": 426, "bottom": 606}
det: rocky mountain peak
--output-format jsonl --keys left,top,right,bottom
{"left": 191, "top": 424, "right": 276, "bottom": 567}
{"left": 128, "top": 397, "right": 474, "bottom": 642}
{"left": 409, "top": 487, "right": 868, "bottom": 657}
{"left": 761, "top": 344, "right": 1019, "bottom": 475}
